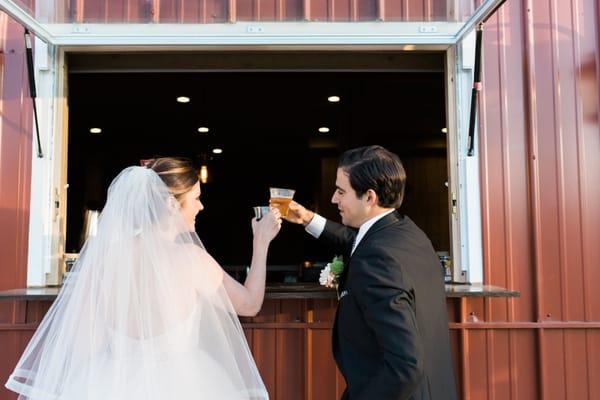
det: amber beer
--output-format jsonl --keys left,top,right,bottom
{"left": 269, "top": 188, "right": 295, "bottom": 217}
{"left": 270, "top": 197, "right": 292, "bottom": 216}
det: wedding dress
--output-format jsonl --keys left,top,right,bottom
{"left": 6, "top": 166, "right": 268, "bottom": 400}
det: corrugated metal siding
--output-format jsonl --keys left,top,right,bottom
{"left": 475, "top": 0, "right": 600, "bottom": 399}
{"left": 1, "top": 0, "right": 600, "bottom": 398}
{"left": 61, "top": 0, "right": 452, "bottom": 23}
{"left": 0, "top": 11, "right": 33, "bottom": 400}
{"left": 0, "top": 14, "right": 31, "bottom": 292}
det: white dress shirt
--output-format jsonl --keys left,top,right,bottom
{"left": 305, "top": 209, "right": 395, "bottom": 255}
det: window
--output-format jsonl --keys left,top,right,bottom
{"left": 0, "top": 0, "right": 504, "bottom": 285}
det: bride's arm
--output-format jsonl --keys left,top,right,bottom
{"left": 222, "top": 238, "right": 269, "bottom": 317}
{"left": 222, "top": 210, "right": 281, "bottom": 317}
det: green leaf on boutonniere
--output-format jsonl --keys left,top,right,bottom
{"left": 330, "top": 255, "right": 344, "bottom": 275}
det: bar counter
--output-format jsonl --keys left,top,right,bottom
{"left": 0, "top": 283, "right": 519, "bottom": 301}
{"left": 0, "top": 283, "right": 518, "bottom": 400}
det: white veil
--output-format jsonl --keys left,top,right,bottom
{"left": 6, "top": 166, "right": 268, "bottom": 400}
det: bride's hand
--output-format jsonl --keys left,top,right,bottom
{"left": 252, "top": 208, "right": 282, "bottom": 244}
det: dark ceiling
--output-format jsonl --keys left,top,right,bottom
{"left": 68, "top": 70, "right": 447, "bottom": 159}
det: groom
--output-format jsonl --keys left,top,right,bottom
{"left": 282, "top": 146, "right": 457, "bottom": 400}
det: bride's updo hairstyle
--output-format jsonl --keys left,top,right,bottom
{"left": 144, "top": 157, "right": 198, "bottom": 204}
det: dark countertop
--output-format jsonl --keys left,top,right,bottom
{"left": 444, "top": 283, "right": 519, "bottom": 298}
{"left": 0, "top": 283, "right": 519, "bottom": 301}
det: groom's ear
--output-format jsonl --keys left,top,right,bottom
{"left": 365, "top": 189, "right": 378, "bottom": 206}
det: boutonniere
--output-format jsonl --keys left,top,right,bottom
{"left": 319, "top": 255, "right": 344, "bottom": 294}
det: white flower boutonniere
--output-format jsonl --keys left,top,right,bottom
{"left": 319, "top": 256, "right": 344, "bottom": 294}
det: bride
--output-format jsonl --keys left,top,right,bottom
{"left": 6, "top": 157, "right": 281, "bottom": 399}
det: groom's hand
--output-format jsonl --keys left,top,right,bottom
{"left": 278, "top": 201, "right": 314, "bottom": 226}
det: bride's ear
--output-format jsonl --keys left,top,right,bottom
{"left": 167, "top": 196, "right": 180, "bottom": 211}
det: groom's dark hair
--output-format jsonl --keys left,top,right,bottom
{"left": 338, "top": 145, "right": 406, "bottom": 208}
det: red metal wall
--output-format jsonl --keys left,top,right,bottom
{"left": 60, "top": 0, "right": 450, "bottom": 23}
{"left": 1, "top": 0, "right": 600, "bottom": 398}
{"left": 0, "top": 11, "right": 33, "bottom": 400}
{"left": 0, "top": 16, "right": 32, "bottom": 294}
{"left": 471, "top": 0, "right": 600, "bottom": 398}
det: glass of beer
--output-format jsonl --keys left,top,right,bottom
{"left": 253, "top": 206, "right": 271, "bottom": 221}
{"left": 269, "top": 187, "right": 295, "bottom": 217}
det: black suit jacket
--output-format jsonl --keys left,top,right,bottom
{"left": 319, "top": 211, "right": 457, "bottom": 400}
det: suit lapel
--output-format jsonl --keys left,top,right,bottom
{"left": 351, "top": 210, "right": 401, "bottom": 257}
{"left": 338, "top": 211, "right": 402, "bottom": 290}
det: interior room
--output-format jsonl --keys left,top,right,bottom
{"left": 65, "top": 52, "right": 449, "bottom": 282}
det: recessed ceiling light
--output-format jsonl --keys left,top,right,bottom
{"left": 212, "top": 148, "right": 223, "bottom": 154}
{"left": 441, "top": 127, "right": 448, "bottom": 133}
{"left": 198, "top": 127, "right": 209, "bottom": 133}
{"left": 328, "top": 96, "right": 340, "bottom": 103}
{"left": 177, "top": 96, "right": 190, "bottom": 103}
{"left": 90, "top": 128, "right": 102, "bottom": 134}
{"left": 318, "top": 127, "right": 330, "bottom": 133}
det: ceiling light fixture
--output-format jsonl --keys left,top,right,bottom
{"left": 198, "top": 127, "right": 209, "bottom": 133}
{"left": 318, "top": 127, "right": 330, "bottom": 133}
{"left": 90, "top": 128, "right": 102, "bottom": 134}
{"left": 441, "top": 127, "right": 448, "bottom": 133}
{"left": 328, "top": 96, "right": 340, "bottom": 103}
{"left": 200, "top": 165, "right": 208, "bottom": 184}
{"left": 177, "top": 96, "right": 190, "bottom": 103}
{"left": 212, "top": 148, "right": 223, "bottom": 154}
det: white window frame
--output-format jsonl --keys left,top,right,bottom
{"left": 1, "top": 0, "right": 505, "bottom": 286}
{"left": 26, "top": 41, "right": 68, "bottom": 286}
{"left": 25, "top": 43, "right": 484, "bottom": 286}
{"left": 1, "top": 0, "right": 505, "bottom": 46}
{"left": 446, "top": 33, "right": 484, "bottom": 283}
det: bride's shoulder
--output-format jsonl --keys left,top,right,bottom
{"left": 171, "top": 241, "right": 210, "bottom": 263}
{"left": 172, "top": 242, "right": 224, "bottom": 291}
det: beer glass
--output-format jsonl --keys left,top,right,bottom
{"left": 253, "top": 206, "right": 271, "bottom": 221}
{"left": 269, "top": 187, "right": 295, "bottom": 217}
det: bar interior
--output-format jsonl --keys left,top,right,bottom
{"left": 65, "top": 51, "right": 451, "bottom": 284}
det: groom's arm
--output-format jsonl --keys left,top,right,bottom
{"left": 284, "top": 202, "right": 357, "bottom": 256}
{"left": 350, "top": 246, "right": 424, "bottom": 400}
{"left": 305, "top": 215, "right": 356, "bottom": 256}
